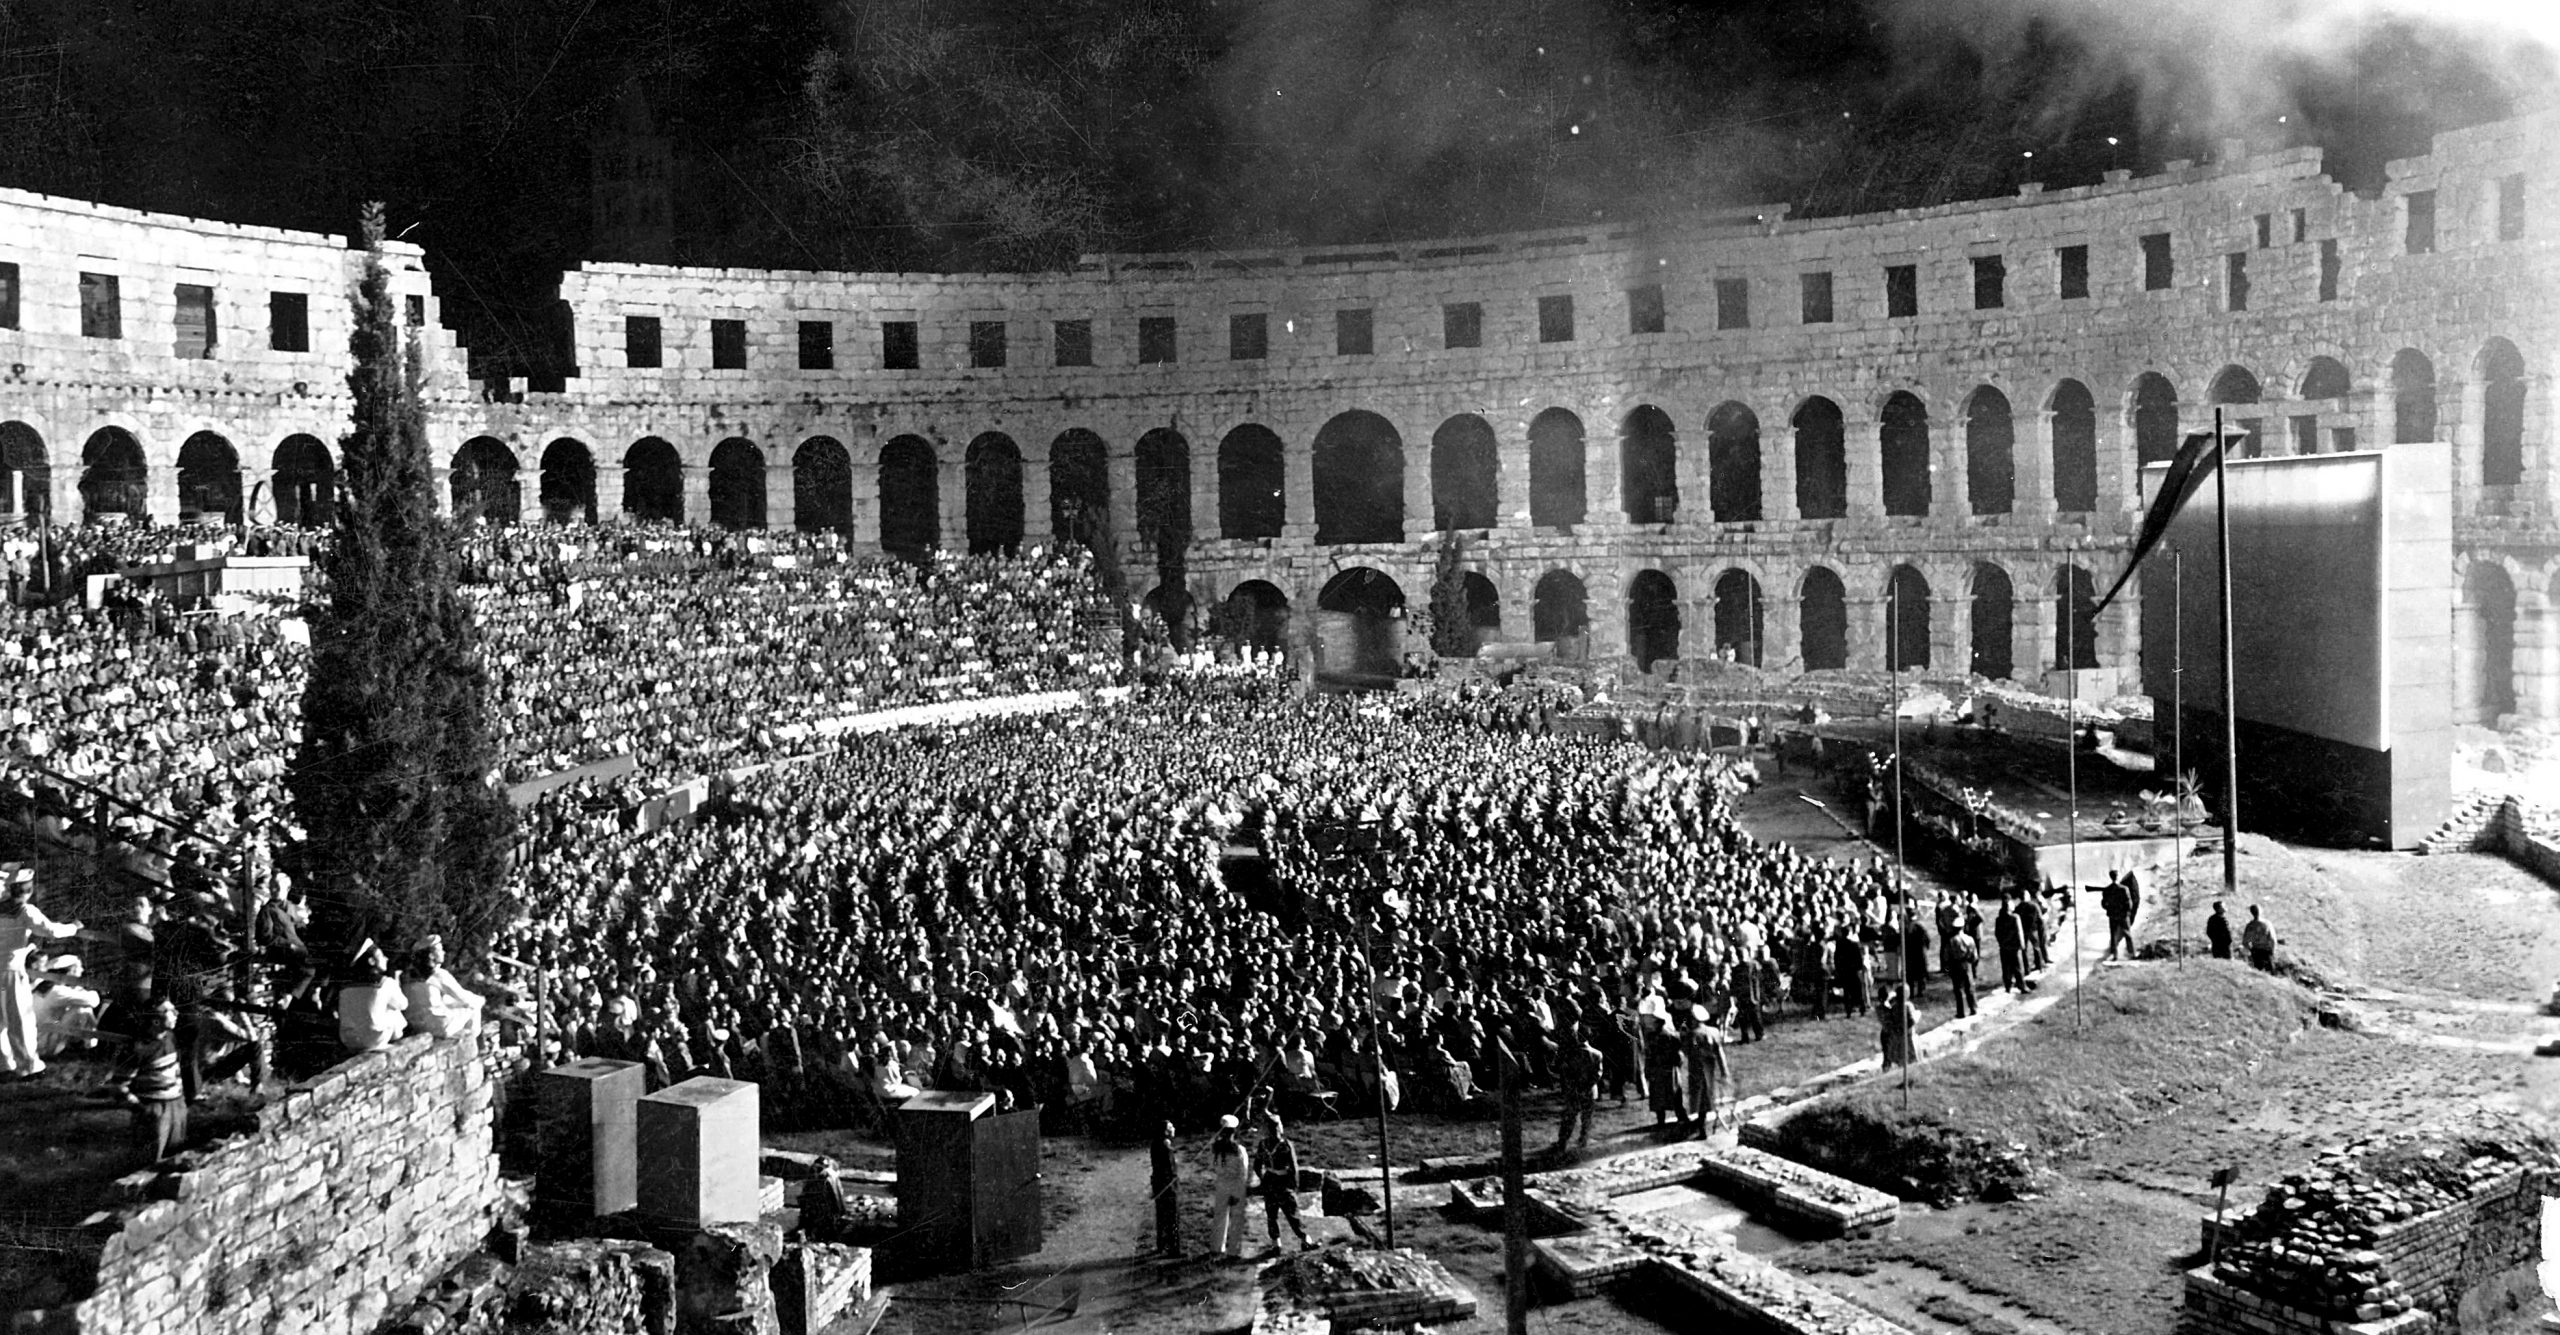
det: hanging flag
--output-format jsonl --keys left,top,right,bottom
{"left": 2092, "top": 425, "right": 2245, "bottom": 616}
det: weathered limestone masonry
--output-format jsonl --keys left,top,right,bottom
{"left": 1, "top": 112, "right": 2554, "bottom": 713}
{"left": 15, "top": 1034, "right": 505, "bottom": 1335}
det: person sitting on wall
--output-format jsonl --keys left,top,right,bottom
{"left": 337, "top": 944, "right": 409, "bottom": 1054}
{"left": 401, "top": 934, "right": 486, "bottom": 1040}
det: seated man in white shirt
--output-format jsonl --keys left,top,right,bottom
{"left": 337, "top": 945, "right": 410, "bottom": 1054}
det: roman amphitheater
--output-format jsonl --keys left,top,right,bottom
{"left": 2, "top": 109, "right": 2552, "bottom": 721}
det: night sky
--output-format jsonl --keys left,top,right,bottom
{"left": 0, "top": 0, "right": 2544, "bottom": 374}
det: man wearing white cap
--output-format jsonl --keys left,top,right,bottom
{"left": 1210, "top": 1115, "right": 1252, "bottom": 1259}
{"left": 3, "top": 867, "right": 84, "bottom": 1077}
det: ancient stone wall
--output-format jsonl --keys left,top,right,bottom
{"left": 52, "top": 1034, "right": 505, "bottom": 1335}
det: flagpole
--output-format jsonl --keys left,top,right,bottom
{"left": 2173, "top": 546, "right": 2186, "bottom": 969}
{"left": 2214, "top": 409, "right": 2240, "bottom": 899}
{"left": 2066, "top": 548, "right": 2082, "bottom": 1027}
{"left": 1892, "top": 581, "right": 1911, "bottom": 1106}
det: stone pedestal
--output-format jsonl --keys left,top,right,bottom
{"left": 538, "top": 1057, "right": 646, "bottom": 1219}
{"left": 638, "top": 1076, "right": 762, "bottom": 1229}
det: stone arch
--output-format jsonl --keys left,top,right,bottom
{"left": 1628, "top": 568, "right": 1682, "bottom": 672}
{"left": 2048, "top": 380, "right": 2098, "bottom": 513}
{"left": 2391, "top": 348, "right": 2437, "bottom": 444}
{"left": 1135, "top": 428, "right": 1191, "bottom": 553}
{"left": 2458, "top": 562, "right": 2517, "bottom": 724}
{"left": 622, "top": 437, "right": 683, "bottom": 524}
{"left": 2132, "top": 373, "right": 2181, "bottom": 467}
{"left": 1711, "top": 568, "right": 1763, "bottom": 666}
{"left": 1621, "top": 405, "right": 1681, "bottom": 524}
{"left": 1792, "top": 397, "right": 1848, "bottom": 520}
{"left": 2298, "top": 357, "right": 2351, "bottom": 401}
{"left": 1461, "top": 571, "right": 1501, "bottom": 640}
{"left": 879, "top": 435, "right": 940, "bottom": 557}
{"left": 1884, "top": 564, "right": 1931, "bottom": 672}
{"left": 2478, "top": 338, "right": 2526, "bottom": 487}
{"left": 794, "top": 436, "right": 854, "bottom": 536}
{"left": 1798, "top": 566, "right": 1848, "bottom": 671}
{"left": 177, "top": 430, "right": 242, "bottom": 523}
{"left": 966, "top": 432, "right": 1025, "bottom": 555}
{"left": 451, "top": 436, "right": 520, "bottom": 525}
{"left": 2054, "top": 564, "right": 2101, "bottom": 670}
{"left": 1531, "top": 570, "right": 1590, "bottom": 644}
{"left": 1962, "top": 386, "right": 2014, "bottom": 516}
{"left": 272, "top": 434, "right": 335, "bottom": 526}
{"left": 1528, "top": 407, "right": 1587, "bottom": 528}
{"left": 1970, "top": 562, "right": 2014, "bottom": 680}
{"left": 1220, "top": 579, "right": 1291, "bottom": 652}
{"left": 1219, "top": 424, "right": 1286, "bottom": 540}
{"left": 1, "top": 421, "right": 50, "bottom": 524}
{"left": 1705, "top": 402, "right": 1762, "bottom": 524}
{"left": 539, "top": 437, "right": 597, "bottom": 523}
{"left": 1311, "top": 411, "right": 1405, "bottom": 544}
{"left": 1050, "top": 429, "right": 1111, "bottom": 546}
{"left": 708, "top": 437, "right": 767, "bottom": 531}
{"left": 2204, "top": 364, "right": 2262, "bottom": 456}
{"left": 1879, "top": 391, "right": 1932, "bottom": 516}
{"left": 1316, "top": 566, "right": 1407, "bottom": 677}
{"left": 1430, "top": 414, "right": 1498, "bottom": 532}
{"left": 1143, "top": 583, "right": 1194, "bottom": 639}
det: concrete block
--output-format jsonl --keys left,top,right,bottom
{"left": 638, "top": 1076, "right": 762, "bottom": 1229}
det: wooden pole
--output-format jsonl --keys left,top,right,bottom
{"left": 1498, "top": 1040, "right": 1530, "bottom": 1335}
{"left": 2215, "top": 409, "right": 2240, "bottom": 899}
{"left": 2173, "top": 547, "right": 2186, "bottom": 968}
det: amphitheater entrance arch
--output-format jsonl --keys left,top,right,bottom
{"left": 1143, "top": 582, "right": 1195, "bottom": 642}
{"left": 2055, "top": 564, "right": 2101, "bottom": 670}
{"left": 794, "top": 436, "right": 854, "bottom": 536}
{"left": 1628, "top": 569, "right": 1682, "bottom": 672}
{"left": 1430, "top": 415, "right": 1498, "bottom": 532}
{"left": 1316, "top": 566, "right": 1407, "bottom": 678}
{"left": 1879, "top": 392, "right": 1931, "bottom": 516}
{"left": 966, "top": 432, "right": 1025, "bottom": 555}
{"left": 0, "top": 422, "right": 48, "bottom": 524}
{"left": 2391, "top": 349, "right": 2437, "bottom": 445}
{"left": 1623, "top": 405, "right": 1681, "bottom": 524}
{"left": 1220, "top": 579, "right": 1291, "bottom": 652}
{"left": 2479, "top": 339, "right": 2526, "bottom": 487}
{"left": 451, "top": 437, "right": 520, "bottom": 525}
{"left": 80, "top": 428, "right": 149, "bottom": 521}
{"left": 273, "top": 434, "right": 335, "bottom": 526}
{"left": 709, "top": 437, "right": 767, "bottom": 530}
{"left": 2132, "top": 373, "right": 2181, "bottom": 467}
{"left": 177, "top": 431, "right": 242, "bottom": 523}
{"left": 1219, "top": 425, "right": 1286, "bottom": 539}
{"left": 622, "top": 437, "right": 683, "bottom": 524}
{"left": 1458, "top": 572, "right": 1501, "bottom": 655}
{"left": 1799, "top": 567, "right": 1848, "bottom": 671}
{"left": 2048, "top": 380, "right": 2098, "bottom": 513}
{"left": 1050, "top": 429, "right": 1111, "bottom": 547}
{"left": 1705, "top": 402, "right": 1760, "bottom": 523}
{"left": 2459, "top": 563, "right": 2517, "bottom": 724}
{"left": 1792, "top": 398, "right": 1847, "bottom": 520}
{"left": 1135, "top": 428, "right": 1192, "bottom": 553}
{"left": 1311, "top": 412, "right": 1404, "bottom": 544}
{"left": 1970, "top": 563, "right": 2014, "bottom": 680}
{"left": 540, "top": 438, "right": 597, "bottom": 523}
{"left": 1532, "top": 570, "right": 1590, "bottom": 646}
{"left": 1885, "top": 564, "right": 1931, "bottom": 672}
{"left": 1712, "top": 569, "right": 1762, "bottom": 666}
{"left": 879, "top": 435, "right": 940, "bottom": 557}
{"left": 1963, "top": 386, "right": 2014, "bottom": 515}
{"left": 1528, "top": 407, "right": 1586, "bottom": 528}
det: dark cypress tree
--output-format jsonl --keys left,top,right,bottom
{"left": 1428, "top": 532, "right": 1473, "bottom": 659}
{"left": 287, "top": 203, "right": 516, "bottom": 965}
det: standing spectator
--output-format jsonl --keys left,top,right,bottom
{"left": 126, "top": 995, "right": 188, "bottom": 1162}
{"left": 2241, "top": 906, "right": 2276, "bottom": 973}
{"left": 1682, "top": 1010, "right": 1730, "bottom": 1138}
{"left": 1900, "top": 914, "right": 1931, "bottom": 1002}
{"left": 1727, "top": 957, "right": 1764, "bottom": 1044}
{"left": 1992, "top": 897, "right": 2026, "bottom": 993}
{"left": 2096, "top": 871, "right": 2135, "bottom": 962}
{"left": 1643, "top": 1016, "right": 1686, "bottom": 1127}
{"left": 1941, "top": 924, "right": 1979, "bottom": 1020}
{"left": 2, "top": 869, "right": 83, "bottom": 1078}
{"left": 1258, "top": 1118, "right": 1311, "bottom": 1253}
{"left": 2016, "top": 890, "right": 2048, "bottom": 972}
{"left": 799, "top": 1156, "right": 850, "bottom": 1244}
{"left": 2206, "top": 901, "right": 2234, "bottom": 960}
{"left": 1149, "top": 1122, "right": 1182, "bottom": 1259}
{"left": 1832, "top": 925, "right": 1871, "bottom": 1017}
{"left": 1552, "top": 1027, "right": 1601, "bottom": 1152}
{"left": 1878, "top": 984, "right": 1915, "bottom": 1070}
{"left": 1209, "top": 1116, "right": 1252, "bottom": 1260}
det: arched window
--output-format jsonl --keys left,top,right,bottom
{"left": 2048, "top": 381, "right": 2098, "bottom": 514}
{"left": 1879, "top": 392, "right": 1931, "bottom": 516}
{"left": 2391, "top": 349, "right": 2437, "bottom": 444}
{"left": 1317, "top": 567, "right": 1407, "bottom": 677}
{"left": 1135, "top": 428, "right": 1191, "bottom": 552}
{"left": 2460, "top": 563, "right": 2516, "bottom": 724}
{"left": 540, "top": 438, "right": 597, "bottom": 523}
{"left": 2298, "top": 357, "right": 2350, "bottom": 401}
{"left": 1963, "top": 386, "right": 2013, "bottom": 515}
{"left": 1050, "top": 429, "right": 1110, "bottom": 547}
{"left": 1970, "top": 563, "right": 2013, "bottom": 679}
{"left": 1532, "top": 570, "right": 1589, "bottom": 643}
{"left": 1712, "top": 569, "right": 1763, "bottom": 666}
{"left": 1884, "top": 565, "right": 1931, "bottom": 671}
{"left": 1799, "top": 567, "right": 1847, "bottom": 671}
{"left": 2208, "top": 366, "right": 2264, "bottom": 458}
{"left": 177, "top": 431, "right": 242, "bottom": 523}
{"left": 1219, "top": 425, "right": 1286, "bottom": 539}
{"left": 2132, "top": 374, "right": 2181, "bottom": 467}
{"left": 1429, "top": 415, "right": 1498, "bottom": 531}
{"left": 878, "top": 435, "right": 940, "bottom": 557}
{"left": 1792, "top": 398, "right": 1847, "bottom": 519}
{"left": 274, "top": 434, "right": 336, "bottom": 525}
{"left": 1311, "top": 412, "right": 1405, "bottom": 544}
{"left": 1, "top": 422, "right": 51, "bottom": 525}
{"left": 794, "top": 437, "right": 854, "bottom": 536}
{"left": 2478, "top": 339, "right": 2526, "bottom": 487}
{"left": 1628, "top": 569, "right": 1681, "bottom": 671}
{"left": 1528, "top": 407, "right": 1586, "bottom": 528}
{"left": 966, "top": 433, "right": 1025, "bottom": 555}
{"left": 451, "top": 437, "right": 520, "bottom": 525}
{"left": 1220, "top": 580, "right": 1291, "bottom": 651}
{"left": 1622, "top": 405, "right": 1680, "bottom": 524}
{"left": 1705, "top": 402, "right": 1761, "bottom": 523}
{"left": 622, "top": 437, "right": 682, "bottom": 524}
{"left": 708, "top": 437, "right": 766, "bottom": 530}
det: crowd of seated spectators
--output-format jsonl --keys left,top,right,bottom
{"left": 503, "top": 671, "right": 1933, "bottom": 1141}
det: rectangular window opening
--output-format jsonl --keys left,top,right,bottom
{"left": 2140, "top": 233, "right": 2173, "bottom": 291}
{"left": 1537, "top": 294, "right": 1575, "bottom": 342}
{"left": 79, "top": 272, "right": 121, "bottom": 340}
{"left": 1800, "top": 271, "right": 1834, "bottom": 323}
{"left": 1335, "top": 307, "right": 1373, "bottom": 356}
{"left": 1443, "top": 301, "right": 1482, "bottom": 349}
{"left": 2404, "top": 190, "right": 2436, "bottom": 254}
{"left": 405, "top": 294, "right": 425, "bottom": 328}
{"left": 2330, "top": 426, "right": 2357, "bottom": 453}
{"left": 268, "top": 291, "right": 308, "bottom": 352}
{"left": 174, "top": 282, "right": 216, "bottom": 359}
{"left": 2290, "top": 415, "right": 2319, "bottom": 456}
{"left": 711, "top": 318, "right": 746, "bottom": 370}
{"left": 2225, "top": 252, "right": 2250, "bottom": 312}
{"left": 2318, "top": 239, "right": 2340, "bottom": 301}
{"left": 0, "top": 262, "right": 16, "bottom": 330}
{"left": 882, "top": 320, "right": 920, "bottom": 370}
{"left": 1138, "top": 316, "right": 1176, "bottom": 364}
{"left": 798, "top": 319, "right": 834, "bottom": 370}
{"left": 1885, "top": 264, "right": 1917, "bottom": 318}
{"left": 624, "top": 314, "right": 661, "bottom": 368}
{"left": 2498, "top": 173, "right": 2525, "bottom": 241}
{"left": 1712, "top": 279, "right": 1748, "bottom": 330}
{"left": 1630, "top": 282, "right": 1667, "bottom": 334}
{"left": 1054, "top": 319, "right": 1093, "bottom": 367}
{"left": 1970, "top": 255, "right": 2005, "bottom": 310}
{"left": 2292, "top": 208, "right": 2308, "bottom": 244}
{"left": 969, "top": 320, "right": 1007, "bottom": 369}
{"left": 2057, "top": 245, "right": 2089, "bottom": 299}
{"left": 1229, "top": 312, "right": 1267, "bottom": 361}
{"left": 2254, "top": 213, "right": 2272, "bottom": 249}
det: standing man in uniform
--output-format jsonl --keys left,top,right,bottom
{"left": 1210, "top": 1116, "right": 1252, "bottom": 1260}
{"left": 2097, "top": 871, "right": 2136, "bottom": 962}
{"left": 1259, "top": 1118, "right": 1313, "bottom": 1253}
{"left": 1942, "top": 922, "right": 1980, "bottom": 1019}
{"left": 1992, "top": 896, "right": 2027, "bottom": 994}
{"left": 1150, "top": 1121, "right": 1183, "bottom": 1258}
{"left": 1552, "top": 1025, "right": 1602, "bottom": 1152}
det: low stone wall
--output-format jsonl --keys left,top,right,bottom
{"left": 1249, "top": 1249, "right": 1476, "bottom": 1333}
{"left": 2181, "top": 1268, "right": 2430, "bottom": 1335}
{"left": 45, "top": 1034, "right": 506, "bottom": 1335}
{"left": 480, "top": 1240, "right": 677, "bottom": 1335}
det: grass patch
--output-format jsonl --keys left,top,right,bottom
{"left": 1772, "top": 962, "right": 2314, "bottom": 1203}
{"left": 2140, "top": 836, "right": 2362, "bottom": 990}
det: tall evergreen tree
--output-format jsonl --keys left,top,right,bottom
{"left": 1428, "top": 532, "right": 1473, "bottom": 660}
{"left": 287, "top": 203, "right": 516, "bottom": 965}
